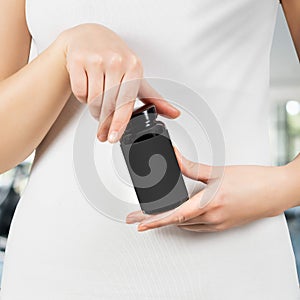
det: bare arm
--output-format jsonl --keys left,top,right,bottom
{"left": 0, "top": 0, "right": 71, "bottom": 173}
{"left": 280, "top": 0, "right": 300, "bottom": 206}
{"left": 0, "top": 1, "right": 180, "bottom": 174}
{"left": 0, "top": 0, "right": 31, "bottom": 79}
{"left": 281, "top": 0, "right": 300, "bottom": 61}
{"left": 126, "top": 1, "right": 300, "bottom": 232}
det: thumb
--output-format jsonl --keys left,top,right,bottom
{"left": 138, "top": 79, "right": 180, "bottom": 119}
{"left": 174, "top": 146, "right": 211, "bottom": 183}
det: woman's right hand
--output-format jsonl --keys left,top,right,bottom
{"left": 58, "top": 23, "right": 180, "bottom": 143}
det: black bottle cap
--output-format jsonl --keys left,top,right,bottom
{"left": 131, "top": 104, "right": 157, "bottom": 122}
{"left": 121, "top": 104, "right": 158, "bottom": 144}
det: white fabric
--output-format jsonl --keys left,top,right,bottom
{"left": 1, "top": 0, "right": 300, "bottom": 299}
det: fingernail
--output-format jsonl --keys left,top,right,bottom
{"left": 98, "top": 133, "right": 107, "bottom": 141}
{"left": 108, "top": 131, "right": 118, "bottom": 143}
{"left": 126, "top": 216, "right": 135, "bottom": 224}
{"left": 138, "top": 225, "right": 148, "bottom": 231}
{"left": 170, "top": 105, "right": 180, "bottom": 114}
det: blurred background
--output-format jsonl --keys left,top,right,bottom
{"left": 0, "top": 6, "right": 300, "bottom": 284}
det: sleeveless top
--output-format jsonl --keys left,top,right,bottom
{"left": 1, "top": 0, "right": 300, "bottom": 299}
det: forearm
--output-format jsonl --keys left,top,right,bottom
{"left": 281, "top": 0, "right": 300, "bottom": 61}
{"left": 0, "top": 36, "right": 71, "bottom": 173}
{"left": 281, "top": 153, "right": 300, "bottom": 208}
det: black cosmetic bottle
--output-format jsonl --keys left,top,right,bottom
{"left": 120, "top": 104, "right": 189, "bottom": 214}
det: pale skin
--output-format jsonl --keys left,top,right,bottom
{"left": 127, "top": 149, "right": 300, "bottom": 232}
{"left": 0, "top": 0, "right": 180, "bottom": 173}
{"left": 0, "top": 0, "right": 299, "bottom": 233}
{"left": 127, "top": 0, "right": 300, "bottom": 232}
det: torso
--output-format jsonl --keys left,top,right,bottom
{"left": 1, "top": 1, "right": 300, "bottom": 299}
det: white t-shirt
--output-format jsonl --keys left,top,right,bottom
{"left": 1, "top": 0, "right": 300, "bottom": 299}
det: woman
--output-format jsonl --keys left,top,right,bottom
{"left": 0, "top": 0, "right": 300, "bottom": 299}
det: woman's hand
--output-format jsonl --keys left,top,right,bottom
{"left": 126, "top": 148, "right": 297, "bottom": 232}
{"left": 59, "top": 23, "right": 180, "bottom": 143}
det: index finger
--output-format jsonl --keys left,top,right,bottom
{"left": 107, "top": 77, "right": 141, "bottom": 143}
{"left": 138, "top": 79, "right": 181, "bottom": 119}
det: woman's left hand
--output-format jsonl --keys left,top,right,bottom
{"left": 126, "top": 148, "right": 292, "bottom": 232}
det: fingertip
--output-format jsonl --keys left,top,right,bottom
{"left": 97, "top": 132, "right": 107, "bottom": 142}
{"left": 166, "top": 103, "right": 181, "bottom": 117}
{"left": 138, "top": 225, "right": 148, "bottom": 231}
{"left": 172, "top": 108, "right": 181, "bottom": 118}
{"left": 108, "top": 131, "right": 119, "bottom": 143}
{"left": 159, "top": 107, "right": 181, "bottom": 119}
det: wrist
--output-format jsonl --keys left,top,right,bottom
{"left": 53, "top": 31, "right": 69, "bottom": 62}
{"left": 46, "top": 33, "right": 71, "bottom": 94}
{"left": 263, "top": 165, "right": 291, "bottom": 216}
{"left": 278, "top": 161, "right": 300, "bottom": 209}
